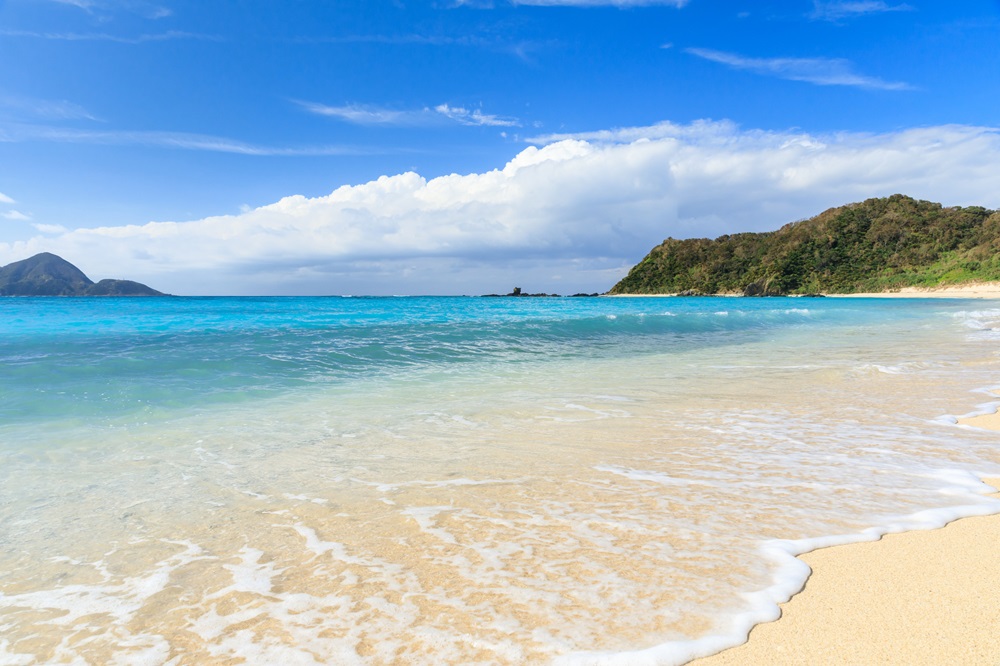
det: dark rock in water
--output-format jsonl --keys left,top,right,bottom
{"left": 0, "top": 252, "right": 165, "bottom": 296}
{"left": 676, "top": 289, "right": 704, "bottom": 296}
{"left": 570, "top": 293, "right": 601, "bottom": 297}
{"left": 482, "top": 287, "right": 563, "bottom": 297}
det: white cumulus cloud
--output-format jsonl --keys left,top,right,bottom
{"left": 2, "top": 121, "right": 998, "bottom": 295}
{"left": 0, "top": 192, "right": 15, "bottom": 204}
{"left": 3, "top": 210, "right": 32, "bottom": 221}
{"left": 33, "top": 223, "right": 68, "bottom": 233}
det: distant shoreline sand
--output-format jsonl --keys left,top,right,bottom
{"left": 690, "top": 402, "right": 1000, "bottom": 665}
{"left": 830, "top": 281, "right": 1000, "bottom": 299}
{"left": 608, "top": 282, "right": 1000, "bottom": 299}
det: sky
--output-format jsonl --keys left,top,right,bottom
{"left": 1, "top": 0, "right": 999, "bottom": 295}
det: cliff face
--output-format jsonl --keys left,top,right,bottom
{"left": 610, "top": 195, "right": 1000, "bottom": 295}
{"left": 0, "top": 253, "right": 165, "bottom": 296}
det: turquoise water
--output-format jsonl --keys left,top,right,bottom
{"left": 2, "top": 296, "right": 1000, "bottom": 664}
{"left": 0, "top": 296, "right": 943, "bottom": 426}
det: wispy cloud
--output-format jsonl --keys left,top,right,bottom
{"left": 434, "top": 104, "right": 520, "bottom": 127}
{"left": 508, "top": 0, "right": 688, "bottom": 6}
{"left": 4, "top": 210, "right": 33, "bottom": 222}
{"left": 290, "top": 33, "right": 545, "bottom": 62}
{"left": 294, "top": 102, "right": 427, "bottom": 126}
{"left": 0, "top": 95, "right": 98, "bottom": 122}
{"left": 686, "top": 47, "right": 913, "bottom": 90}
{"left": 0, "top": 192, "right": 14, "bottom": 204}
{"left": 809, "top": 1, "right": 913, "bottom": 21}
{"left": 526, "top": 118, "right": 744, "bottom": 144}
{"left": 47, "top": 0, "right": 173, "bottom": 20}
{"left": 297, "top": 100, "right": 521, "bottom": 128}
{"left": 0, "top": 29, "right": 219, "bottom": 44}
{"left": 0, "top": 123, "right": 367, "bottom": 156}
{"left": 49, "top": 0, "right": 98, "bottom": 9}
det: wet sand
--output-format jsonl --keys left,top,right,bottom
{"left": 691, "top": 412, "right": 1000, "bottom": 666}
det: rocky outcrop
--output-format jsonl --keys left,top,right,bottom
{"left": 742, "top": 280, "right": 785, "bottom": 297}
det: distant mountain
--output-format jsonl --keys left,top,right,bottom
{"left": 610, "top": 195, "right": 1000, "bottom": 295}
{"left": 0, "top": 253, "right": 165, "bottom": 296}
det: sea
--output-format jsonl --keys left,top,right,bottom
{"left": 2, "top": 295, "right": 1000, "bottom": 665}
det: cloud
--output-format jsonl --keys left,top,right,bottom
{"left": 810, "top": 1, "right": 913, "bottom": 21}
{"left": 0, "top": 95, "right": 98, "bottom": 122}
{"left": 289, "top": 32, "right": 547, "bottom": 63}
{"left": 0, "top": 29, "right": 218, "bottom": 44}
{"left": 294, "top": 102, "right": 424, "bottom": 126}
{"left": 509, "top": 0, "right": 688, "bottom": 6}
{"left": 49, "top": 0, "right": 98, "bottom": 9}
{"left": 0, "top": 122, "right": 364, "bottom": 156}
{"left": 0, "top": 192, "right": 14, "bottom": 204}
{"left": 526, "top": 118, "right": 743, "bottom": 144}
{"left": 3, "top": 210, "right": 31, "bottom": 221}
{"left": 434, "top": 104, "right": 520, "bottom": 127}
{"left": 687, "top": 48, "right": 913, "bottom": 90}
{"left": 297, "top": 100, "right": 521, "bottom": 128}
{"left": 32, "top": 223, "right": 68, "bottom": 233}
{"left": 3, "top": 121, "right": 998, "bottom": 295}
{"left": 47, "top": 0, "right": 173, "bottom": 19}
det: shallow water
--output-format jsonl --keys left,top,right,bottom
{"left": 1, "top": 296, "right": 999, "bottom": 665}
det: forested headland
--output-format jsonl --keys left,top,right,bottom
{"left": 610, "top": 195, "right": 1000, "bottom": 295}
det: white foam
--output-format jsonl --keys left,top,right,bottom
{"left": 555, "top": 475, "right": 1000, "bottom": 666}
{"left": 223, "top": 547, "right": 283, "bottom": 596}
{"left": 0, "top": 541, "right": 208, "bottom": 665}
{"left": 594, "top": 465, "right": 709, "bottom": 487}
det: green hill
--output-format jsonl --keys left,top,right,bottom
{"left": 0, "top": 252, "right": 165, "bottom": 296}
{"left": 609, "top": 194, "right": 1000, "bottom": 295}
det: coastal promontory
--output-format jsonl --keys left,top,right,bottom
{"left": 0, "top": 252, "right": 165, "bottom": 296}
{"left": 610, "top": 195, "right": 1000, "bottom": 296}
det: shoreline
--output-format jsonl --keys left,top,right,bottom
{"left": 688, "top": 406, "right": 1000, "bottom": 666}
{"left": 828, "top": 281, "right": 1000, "bottom": 298}
{"left": 606, "top": 281, "right": 1000, "bottom": 299}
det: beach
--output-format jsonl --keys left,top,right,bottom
{"left": 609, "top": 282, "right": 1000, "bottom": 299}
{"left": 830, "top": 282, "right": 1000, "bottom": 299}
{"left": 2, "top": 295, "right": 1000, "bottom": 664}
{"left": 692, "top": 411, "right": 1000, "bottom": 665}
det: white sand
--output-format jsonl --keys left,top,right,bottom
{"left": 828, "top": 282, "right": 1000, "bottom": 299}
{"left": 690, "top": 412, "right": 1000, "bottom": 665}
{"left": 608, "top": 282, "right": 1000, "bottom": 299}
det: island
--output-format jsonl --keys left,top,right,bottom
{"left": 0, "top": 252, "right": 165, "bottom": 296}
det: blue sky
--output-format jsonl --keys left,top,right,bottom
{"left": 1, "top": 0, "right": 999, "bottom": 295}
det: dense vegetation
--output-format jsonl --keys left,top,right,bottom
{"left": 610, "top": 195, "right": 1000, "bottom": 295}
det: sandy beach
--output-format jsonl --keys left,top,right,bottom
{"left": 608, "top": 282, "right": 1000, "bottom": 299}
{"left": 691, "top": 412, "right": 1000, "bottom": 665}
{"left": 828, "top": 282, "right": 1000, "bottom": 299}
